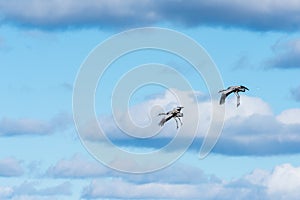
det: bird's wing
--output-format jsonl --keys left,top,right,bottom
{"left": 227, "top": 86, "right": 238, "bottom": 93}
{"left": 219, "top": 93, "right": 227, "bottom": 105}
{"left": 219, "top": 86, "right": 236, "bottom": 93}
{"left": 219, "top": 90, "right": 233, "bottom": 105}
{"left": 166, "top": 109, "right": 174, "bottom": 115}
{"left": 159, "top": 114, "right": 173, "bottom": 126}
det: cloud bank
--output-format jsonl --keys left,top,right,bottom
{"left": 88, "top": 89, "right": 300, "bottom": 156}
{"left": 3, "top": 154, "right": 300, "bottom": 200}
{"left": 1, "top": 0, "right": 300, "bottom": 31}
{"left": 81, "top": 163, "right": 300, "bottom": 200}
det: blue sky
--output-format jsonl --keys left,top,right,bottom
{"left": 1, "top": 0, "right": 300, "bottom": 199}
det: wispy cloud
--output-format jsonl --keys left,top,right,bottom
{"left": 46, "top": 154, "right": 108, "bottom": 178}
{"left": 61, "top": 82, "right": 73, "bottom": 92}
{"left": 82, "top": 179, "right": 210, "bottom": 199}
{"left": 80, "top": 161, "right": 221, "bottom": 199}
{"left": 48, "top": 154, "right": 219, "bottom": 184}
{"left": 0, "top": 186, "right": 13, "bottom": 199}
{"left": 266, "top": 38, "right": 300, "bottom": 69}
{"left": 0, "top": 157, "right": 23, "bottom": 177}
{"left": 0, "top": 113, "right": 72, "bottom": 137}
{"left": 13, "top": 181, "right": 71, "bottom": 196}
{"left": 0, "top": 36, "right": 6, "bottom": 49}
{"left": 1, "top": 0, "right": 300, "bottom": 31}
{"left": 291, "top": 85, "right": 300, "bottom": 101}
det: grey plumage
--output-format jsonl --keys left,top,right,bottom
{"left": 219, "top": 85, "right": 249, "bottom": 107}
{"left": 158, "top": 106, "right": 184, "bottom": 129}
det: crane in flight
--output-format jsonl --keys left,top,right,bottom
{"left": 219, "top": 85, "right": 249, "bottom": 107}
{"left": 158, "top": 106, "right": 184, "bottom": 129}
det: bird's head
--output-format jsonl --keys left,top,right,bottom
{"left": 240, "top": 85, "right": 249, "bottom": 90}
{"left": 177, "top": 106, "right": 184, "bottom": 110}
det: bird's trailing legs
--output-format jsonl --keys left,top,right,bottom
{"left": 172, "top": 117, "right": 183, "bottom": 129}
{"left": 177, "top": 117, "right": 183, "bottom": 126}
{"left": 234, "top": 92, "right": 240, "bottom": 107}
{"left": 174, "top": 117, "right": 179, "bottom": 129}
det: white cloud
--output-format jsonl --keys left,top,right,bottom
{"left": 224, "top": 95, "right": 273, "bottom": 120}
{"left": 81, "top": 88, "right": 300, "bottom": 156}
{"left": 0, "top": 157, "right": 23, "bottom": 177}
{"left": 82, "top": 89, "right": 204, "bottom": 141}
{"left": 266, "top": 164, "right": 300, "bottom": 199}
{"left": 106, "top": 90, "right": 273, "bottom": 140}
{"left": 244, "top": 163, "right": 300, "bottom": 200}
{"left": 277, "top": 108, "right": 300, "bottom": 124}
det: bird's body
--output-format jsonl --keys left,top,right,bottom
{"left": 219, "top": 85, "right": 249, "bottom": 107}
{"left": 158, "top": 106, "right": 184, "bottom": 129}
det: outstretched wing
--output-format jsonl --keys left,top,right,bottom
{"left": 219, "top": 92, "right": 231, "bottom": 105}
{"left": 219, "top": 86, "right": 236, "bottom": 105}
{"left": 159, "top": 114, "right": 173, "bottom": 127}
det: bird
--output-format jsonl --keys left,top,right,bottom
{"left": 158, "top": 106, "right": 184, "bottom": 129}
{"left": 219, "top": 85, "right": 249, "bottom": 107}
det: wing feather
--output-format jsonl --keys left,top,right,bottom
{"left": 159, "top": 114, "right": 173, "bottom": 127}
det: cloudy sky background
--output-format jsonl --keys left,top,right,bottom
{"left": 1, "top": 0, "right": 300, "bottom": 199}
